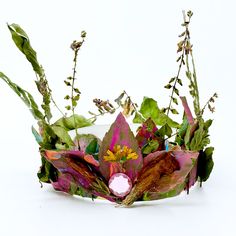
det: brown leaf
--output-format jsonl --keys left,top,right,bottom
{"left": 122, "top": 152, "right": 179, "bottom": 206}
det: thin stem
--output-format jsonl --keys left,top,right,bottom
{"left": 166, "top": 11, "right": 190, "bottom": 117}
{"left": 200, "top": 93, "right": 217, "bottom": 116}
{"left": 51, "top": 95, "right": 65, "bottom": 117}
{"left": 71, "top": 49, "right": 79, "bottom": 147}
{"left": 166, "top": 53, "right": 184, "bottom": 117}
{"left": 164, "top": 131, "right": 178, "bottom": 141}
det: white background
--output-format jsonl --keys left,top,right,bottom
{"left": 0, "top": 0, "right": 235, "bottom": 235}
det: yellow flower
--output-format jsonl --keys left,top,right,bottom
{"left": 104, "top": 145, "right": 138, "bottom": 162}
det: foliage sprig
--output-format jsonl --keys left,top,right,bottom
{"left": 64, "top": 31, "right": 86, "bottom": 147}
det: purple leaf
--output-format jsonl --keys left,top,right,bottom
{"left": 136, "top": 118, "right": 158, "bottom": 148}
{"left": 43, "top": 150, "right": 116, "bottom": 202}
{"left": 180, "top": 96, "right": 194, "bottom": 125}
{"left": 44, "top": 150, "right": 99, "bottom": 168}
{"left": 51, "top": 173, "right": 76, "bottom": 193}
{"left": 99, "top": 113, "right": 143, "bottom": 182}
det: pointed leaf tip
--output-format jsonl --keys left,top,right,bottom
{"left": 99, "top": 113, "right": 143, "bottom": 182}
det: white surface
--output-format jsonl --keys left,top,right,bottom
{"left": 0, "top": 0, "right": 236, "bottom": 236}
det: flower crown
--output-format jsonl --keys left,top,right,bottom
{"left": 0, "top": 11, "right": 217, "bottom": 206}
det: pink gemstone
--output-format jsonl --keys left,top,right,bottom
{"left": 108, "top": 173, "right": 132, "bottom": 197}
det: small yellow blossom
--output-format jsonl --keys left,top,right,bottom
{"left": 104, "top": 145, "right": 138, "bottom": 162}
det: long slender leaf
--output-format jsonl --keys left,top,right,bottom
{"left": 7, "top": 23, "right": 43, "bottom": 77}
{"left": 8, "top": 23, "right": 52, "bottom": 121}
{"left": 0, "top": 72, "right": 44, "bottom": 120}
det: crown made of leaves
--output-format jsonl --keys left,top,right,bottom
{"left": 0, "top": 11, "right": 217, "bottom": 206}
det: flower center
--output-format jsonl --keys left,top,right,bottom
{"left": 104, "top": 145, "right": 138, "bottom": 163}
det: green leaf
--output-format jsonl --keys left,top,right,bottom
{"left": 37, "top": 155, "right": 58, "bottom": 183}
{"left": 177, "top": 78, "right": 183, "bottom": 86}
{"left": 157, "top": 123, "right": 172, "bottom": 138}
{"left": 171, "top": 108, "right": 179, "bottom": 114}
{"left": 54, "top": 114, "right": 93, "bottom": 131}
{"left": 0, "top": 72, "right": 44, "bottom": 120}
{"left": 174, "top": 87, "right": 179, "bottom": 96}
{"left": 133, "top": 97, "right": 179, "bottom": 128}
{"left": 133, "top": 112, "right": 145, "bottom": 123}
{"left": 8, "top": 24, "right": 52, "bottom": 122}
{"left": 175, "top": 117, "right": 188, "bottom": 146}
{"left": 189, "top": 124, "right": 204, "bottom": 151}
{"left": 86, "top": 138, "right": 99, "bottom": 156}
{"left": 169, "top": 77, "right": 175, "bottom": 83}
{"left": 32, "top": 126, "right": 43, "bottom": 144}
{"left": 142, "top": 140, "right": 159, "bottom": 155}
{"left": 204, "top": 119, "right": 213, "bottom": 130}
{"left": 172, "top": 97, "right": 178, "bottom": 105}
{"left": 51, "top": 125, "right": 75, "bottom": 147}
{"left": 197, "top": 147, "right": 214, "bottom": 182}
{"left": 164, "top": 84, "right": 172, "bottom": 89}
{"left": 7, "top": 23, "right": 43, "bottom": 77}
{"left": 184, "top": 125, "right": 191, "bottom": 149}
{"left": 189, "top": 119, "right": 213, "bottom": 151}
{"left": 186, "top": 71, "right": 192, "bottom": 80}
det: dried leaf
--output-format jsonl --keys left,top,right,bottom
{"left": 122, "top": 152, "right": 180, "bottom": 205}
{"left": 143, "top": 150, "right": 199, "bottom": 201}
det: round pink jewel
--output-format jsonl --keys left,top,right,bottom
{"left": 108, "top": 173, "right": 132, "bottom": 198}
